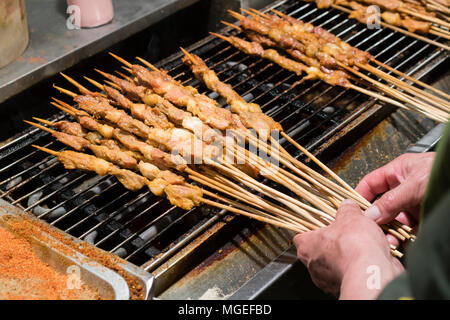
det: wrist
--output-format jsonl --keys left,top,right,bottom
{"left": 339, "top": 249, "right": 403, "bottom": 300}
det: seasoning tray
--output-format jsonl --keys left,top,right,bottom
{"left": 0, "top": 199, "right": 153, "bottom": 300}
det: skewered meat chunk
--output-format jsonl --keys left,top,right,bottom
{"left": 359, "top": 0, "right": 403, "bottom": 11}
{"left": 75, "top": 95, "right": 151, "bottom": 139}
{"left": 88, "top": 144, "right": 137, "bottom": 170}
{"left": 99, "top": 72, "right": 222, "bottom": 144}
{"left": 52, "top": 121, "right": 86, "bottom": 137}
{"left": 401, "top": 17, "right": 432, "bottom": 33}
{"left": 58, "top": 150, "right": 144, "bottom": 191}
{"left": 217, "top": 35, "right": 350, "bottom": 87}
{"left": 164, "top": 184, "right": 203, "bottom": 210}
{"left": 238, "top": 111, "right": 283, "bottom": 134}
{"left": 59, "top": 150, "right": 114, "bottom": 175}
{"left": 111, "top": 167, "right": 148, "bottom": 191}
{"left": 113, "top": 129, "right": 187, "bottom": 171}
{"left": 103, "top": 85, "right": 174, "bottom": 130}
{"left": 381, "top": 11, "right": 402, "bottom": 26}
{"left": 131, "top": 65, "right": 233, "bottom": 130}
{"left": 143, "top": 92, "right": 221, "bottom": 144}
{"left": 52, "top": 147, "right": 199, "bottom": 208}
{"left": 137, "top": 161, "right": 161, "bottom": 180}
{"left": 182, "top": 53, "right": 262, "bottom": 114}
{"left": 147, "top": 127, "right": 219, "bottom": 162}
{"left": 138, "top": 161, "right": 184, "bottom": 184}
{"left": 53, "top": 131, "right": 90, "bottom": 151}
{"left": 79, "top": 116, "right": 114, "bottom": 139}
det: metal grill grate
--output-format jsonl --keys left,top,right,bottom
{"left": 0, "top": 0, "right": 448, "bottom": 290}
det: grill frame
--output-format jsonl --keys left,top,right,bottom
{"left": 0, "top": 0, "right": 448, "bottom": 297}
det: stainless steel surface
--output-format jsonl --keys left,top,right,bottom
{"left": 0, "top": 0, "right": 29, "bottom": 69}
{"left": 407, "top": 124, "right": 445, "bottom": 153}
{"left": 0, "top": 0, "right": 448, "bottom": 300}
{"left": 208, "top": 0, "right": 274, "bottom": 31}
{"left": 0, "top": 199, "right": 130, "bottom": 300}
{"left": 0, "top": 0, "right": 199, "bottom": 104}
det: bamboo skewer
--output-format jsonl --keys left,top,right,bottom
{"left": 47, "top": 75, "right": 410, "bottom": 256}
{"left": 114, "top": 50, "right": 416, "bottom": 240}
{"left": 86, "top": 52, "right": 416, "bottom": 241}
{"left": 372, "top": 60, "right": 450, "bottom": 101}
{"left": 359, "top": 63, "right": 450, "bottom": 112}
{"left": 399, "top": 7, "right": 450, "bottom": 29}
{"left": 52, "top": 81, "right": 334, "bottom": 230}
{"left": 429, "top": 28, "right": 450, "bottom": 40}
{"left": 209, "top": 30, "right": 447, "bottom": 122}
{"left": 427, "top": 0, "right": 450, "bottom": 15}
{"left": 332, "top": 4, "right": 450, "bottom": 51}
{"left": 31, "top": 144, "right": 305, "bottom": 234}
{"left": 36, "top": 104, "right": 320, "bottom": 234}
{"left": 177, "top": 47, "right": 415, "bottom": 238}
{"left": 238, "top": 8, "right": 450, "bottom": 115}
{"left": 338, "top": 62, "right": 448, "bottom": 122}
{"left": 58, "top": 73, "right": 335, "bottom": 223}
{"left": 189, "top": 171, "right": 315, "bottom": 231}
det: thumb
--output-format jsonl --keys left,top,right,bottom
{"left": 336, "top": 199, "right": 363, "bottom": 221}
{"left": 364, "top": 178, "right": 420, "bottom": 225}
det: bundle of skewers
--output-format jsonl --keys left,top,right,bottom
{"left": 303, "top": 0, "right": 450, "bottom": 50}
{"left": 218, "top": 8, "right": 449, "bottom": 123}
{"left": 26, "top": 43, "right": 418, "bottom": 258}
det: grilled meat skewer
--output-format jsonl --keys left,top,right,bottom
{"left": 32, "top": 146, "right": 202, "bottom": 210}
{"left": 87, "top": 73, "right": 222, "bottom": 144}
{"left": 211, "top": 33, "right": 350, "bottom": 87}
{"left": 72, "top": 93, "right": 219, "bottom": 162}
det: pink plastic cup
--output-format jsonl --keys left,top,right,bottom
{"left": 67, "top": 0, "right": 114, "bottom": 28}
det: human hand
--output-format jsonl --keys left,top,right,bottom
{"left": 356, "top": 153, "right": 435, "bottom": 232}
{"left": 294, "top": 199, "right": 404, "bottom": 299}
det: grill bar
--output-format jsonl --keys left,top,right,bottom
{"left": 0, "top": 0, "right": 447, "bottom": 296}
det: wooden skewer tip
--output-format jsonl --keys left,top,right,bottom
{"left": 24, "top": 120, "right": 55, "bottom": 134}
{"left": 227, "top": 9, "right": 245, "bottom": 20}
{"left": 135, "top": 56, "right": 159, "bottom": 72}
{"left": 210, "top": 32, "right": 231, "bottom": 42}
{"left": 31, "top": 145, "right": 60, "bottom": 156}
{"left": 221, "top": 20, "right": 242, "bottom": 31}
{"left": 108, "top": 52, "right": 133, "bottom": 67}
{"left": 32, "top": 117, "right": 54, "bottom": 126}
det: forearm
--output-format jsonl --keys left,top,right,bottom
{"left": 339, "top": 254, "right": 404, "bottom": 300}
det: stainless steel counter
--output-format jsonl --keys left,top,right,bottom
{"left": 0, "top": 0, "right": 198, "bottom": 104}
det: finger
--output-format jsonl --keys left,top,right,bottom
{"left": 355, "top": 162, "right": 401, "bottom": 202}
{"left": 364, "top": 178, "right": 421, "bottom": 225}
{"left": 386, "top": 234, "right": 399, "bottom": 248}
{"left": 396, "top": 211, "right": 416, "bottom": 228}
{"left": 293, "top": 233, "right": 311, "bottom": 264}
{"left": 293, "top": 233, "right": 303, "bottom": 249}
{"left": 335, "top": 199, "right": 363, "bottom": 222}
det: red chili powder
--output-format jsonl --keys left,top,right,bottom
{"left": 0, "top": 226, "right": 102, "bottom": 300}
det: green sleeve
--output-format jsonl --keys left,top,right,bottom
{"left": 378, "top": 192, "right": 450, "bottom": 300}
{"left": 378, "top": 122, "right": 450, "bottom": 300}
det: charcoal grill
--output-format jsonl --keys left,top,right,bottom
{"left": 0, "top": 0, "right": 448, "bottom": 299}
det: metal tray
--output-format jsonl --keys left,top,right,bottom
{"left": 0, "top": 199, "right": 154, "bottom": 300}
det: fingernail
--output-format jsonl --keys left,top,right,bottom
{"left": 365, "top": 205, "right": 381, "bottom": 221}
{"left": 340, "top": 199, "right": 356, "bottom": 206}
